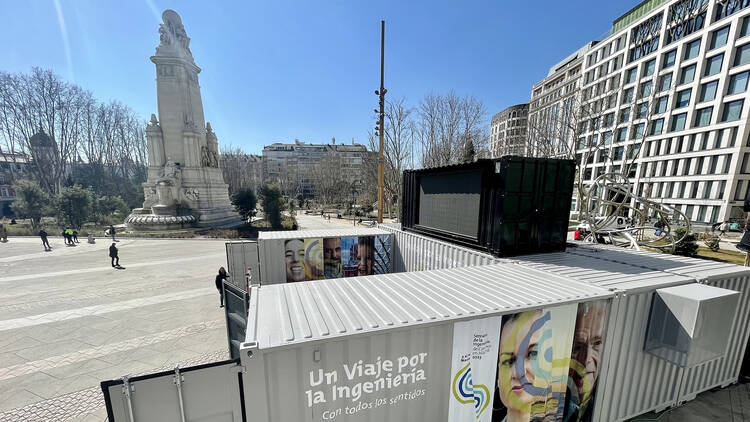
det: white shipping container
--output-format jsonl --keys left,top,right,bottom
{"left": 240, "top": 262, "right": 615, "bottom": 422}
{"left": 258, "top": 228, "right": 394, "bottom": 284}
{"left": 514, "top": 244, "right": 750, "bottom": 422}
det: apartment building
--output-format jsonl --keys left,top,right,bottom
{"left": 571, "top": 0, "right": 750, "bottom": 223}
{"left": 527, "top": 42, "right": 597, "bottom": 159}
{"left": 490, "top": 103, "right": 529, "bottom": 156}
{"left": 262, "top": 140, "right": 373, "bottom": 197}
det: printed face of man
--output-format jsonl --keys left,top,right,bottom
{"left": 324, "top": 238, "right": 341, "bottom": 261}
{"left": 497, "top": 310, "right": 549, "bottom": 418}
{"left": 284, "top": 239, "right": 305, "bottom": 282}
{"left": 570, "top": 304, "right": 607, "bottom": 402}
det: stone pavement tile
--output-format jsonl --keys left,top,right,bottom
{"left": 67, "top": 408, "right": 108, "bottom": 422}
{"left": 29, "top": 373, "right": 102, "bottom": 400}
{"left": 0, "top": 389, "right": 45, "bottom": 413}
{"left": 88, "top": 360, "right": 156, "bottom": 382}
{"left": 0, "top": 335, "right": 43, "bottom": 354}
{"left": 0, "top": 351, "right": 26, "bottom": 367}
{"left": 14, "top": 338, "right": 92, "bottom": 362}
{"left": 41, "top": 358, "right": 113, "bottom": 380}
{"left": 0, "top": 370, "right": 57, "bottom": 402}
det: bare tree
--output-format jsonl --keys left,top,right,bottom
{"left": 220, "top": 146, "right": 261, "bottom": 195}
{"left": 415, "top": 91, "right": 487, "bottom": 168}
{"left": 0, "top": 68, "right": 147, "bottom": 199}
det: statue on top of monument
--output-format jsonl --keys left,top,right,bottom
{"left": 157, "top": 10, "right": 193, "bottom": 58}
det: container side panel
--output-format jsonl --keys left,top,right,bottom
{"left": 678, "top": 275, "right": 750, "bottom": 401}
{"left": 263, "top": 324, "right": 452, "bottom": 422}
{"left": 596, "top": 293, "right": 681, "bottom": 422}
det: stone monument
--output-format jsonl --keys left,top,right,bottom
{"left": 126, "top": 9, "right": 241, "bottom": 231}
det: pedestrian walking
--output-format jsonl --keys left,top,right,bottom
{"left": 109, "top": 225, "right": 116, "bottom": 242}
{"left": 39, "top": 228, "right": 51, "bottom": 251}
{"left": 109, "top": 243, "right": 120, "bottom": 267}
{"left": 64, "top": 228, "right": 75, "bottom": 246}
{"left": 215, "top": 267, "right": 229, "bottom": 308}
{"left": 0, "top": 223, "right": 7, "bottom": 243}
{"left": 719, "top": 221, "right": 728, "bottom": 236}
{"left": 72, "top": 230, "right": 79, "bottom": 243}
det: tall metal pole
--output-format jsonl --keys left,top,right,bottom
{"left": 377, "top": 20, "right": 386, "bottom": 224}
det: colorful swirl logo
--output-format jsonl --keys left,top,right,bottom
{"left": 452, "top": 362, "right": 490, "bottom": 418}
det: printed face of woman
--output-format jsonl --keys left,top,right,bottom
{"left": 497, "top": 310, "right": 548, "bottom": 419}
{"left": 357, "top": 241, "right": 372, "bottom": 275}
{"left": 284, "top": 239, "right": 305, "bottom": 282}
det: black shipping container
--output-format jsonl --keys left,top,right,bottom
{"left": 401, "top": 156, "right": 575, "bottom": 257}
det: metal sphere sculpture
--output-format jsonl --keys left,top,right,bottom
{"left": 579, "top": 172, "right": 690, "bottom": 253}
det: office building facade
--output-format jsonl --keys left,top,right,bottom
{"left": 490, "top": 103, "right": 529, "bottom": 156}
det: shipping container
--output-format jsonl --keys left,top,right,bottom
{"left": 225, "top": 240, "right": 260, "bottom": 290}
{"left": 514, "top": 244, "right": 750, "bottom": 422}
{"left": 240, "top": 262, "right": 615, "bottom": 422}
{"left": 378, "top": 223, "right": 503, "bottom": 272}
{"left": 258, "top": 228, "right": 393, "bottom": 284}
{"left": 401, "top": 157, "right": 575, "bottom": 257}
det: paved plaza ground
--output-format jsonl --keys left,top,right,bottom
{"left": 0, "top": 236, "right": 229, "bottom": 421}
{"left": 0, "top": 221, "right": 748, "bottom": 421}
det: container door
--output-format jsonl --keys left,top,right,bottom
{"left": 223, "top": 281, "right": 249, "bottom": 360}
{"left": 101, "top": 359, "right": 245, "bottom": 422}
{"left": 225, "top": 241, "right": 260, "bottom": 290}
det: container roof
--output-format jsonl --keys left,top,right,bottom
{"left": 258, "top": 227, "right": 390, "bottom": 240}
{"left": 246, "top": 263, "right": 613, "bottom": 350}
{"left": 514, "top": 251, "right": 693, "bottom": 293}
{"left": 569, "top": 244, "right": 750, "bottom": 280}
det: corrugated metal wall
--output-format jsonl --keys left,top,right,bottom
{"left": 677, "top": 274, "right": 750, "bottom": 403}
{"left": 593, "top": 292, "right": 683, "bottom": 422}
{"left": 378, "top": 225, "right": 502, "bottom": 273}
{"left": 375, "top": 226, "right": 750, "bottom": 421}
{"left": 258, "top": 325, "right": 453, "bottom": 422}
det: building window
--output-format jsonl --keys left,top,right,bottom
{"left": 684, "top": 38, "right": 702, "bottom": 60}
{"left": 675, "top": 89, "right": 692, "bottom": 108}
{"left": 614, "top": 146, "right": 624, "bottom": 160}
{"left": 643, "top": 59, "right": 656, "bottom": 76}
{"left": 715, "top": 0, "right": 750, "bottom": 21}
{"left": 623, "top": 87, "right": 634, "bottom": 103}
{"left": 602, "top": 131, "right": 613, "bottom": 145}
{"left": 663, "top": 49, "right": 677, "bottom": 68}
{"left": 626, "top": 67, "right": 638, "bottom": 84}
{"left": 637, "top": 102, "right": 649, "bottom": 119}
{"left": 617, "top": 127, "right": 628, "bottom": 142}
{"left": 742, "top": 16, "right": 750, "bottom": 37}
{"left": 659, "top": 73, "right": 673, "bottom": 92}
{"left": 671, "top": 113, "right": 687, "bottom": 131}
{"left": 710, "top": 26, "right": 730, "bottom": 50}
{"left": 728, "top": 71, "right": 750, "bottom": 94}
{"left": 655, "top": 96, "right": 669, "bottom": 114}
{"left": 680, "top": 64, "right": 696, "bottom": 84}
{"left": 632, "top": 123, "right": 645, "bottom": 140}
{"left": 735, "top": 44, "right": 750, "bottom": 67}
{"left": 640, "top": 80, "right": 653, "bottom": 97}
{"left": 699, "top": 80, "right": 718, "bottom": 102}
{"left": 651, "top": 118, "right": 665, "bottom": 136}
{"left": 704, "top": 54, "right": 724, "bottom": 76}
{"left": 721, "top": 99, "right": 744, "bottom": 121}
{"left": 694, "top": 106, "right": 713, "bottom": 127}
{"left": 620, "top": 107, "right": 631, "bottom": 123}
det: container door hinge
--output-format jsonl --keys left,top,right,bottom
{"left": 173, "top": 366, "right": 187, "bottom": 422}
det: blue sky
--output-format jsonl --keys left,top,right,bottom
{"left": 0, "top": 1, "right": 633, "bottom": 154}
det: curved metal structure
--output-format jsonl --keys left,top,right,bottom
{"left": 578, "top": 172, "right": 690, "bottom": 253}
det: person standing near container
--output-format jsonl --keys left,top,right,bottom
{"left": 215, "top": 267, "right": 229, "bottom": 308}
{"left": 109, "top": 242, "right": 120, "bottom": 268}
{"left": 109, "top": 225, "right": 116, "bottom": 242}
{"left": 39, "top": 228, "right": 51, "bottom": 251}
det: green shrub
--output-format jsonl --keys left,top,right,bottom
{"left": 673, "top": 227, "right": 699, "bottom": 257}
